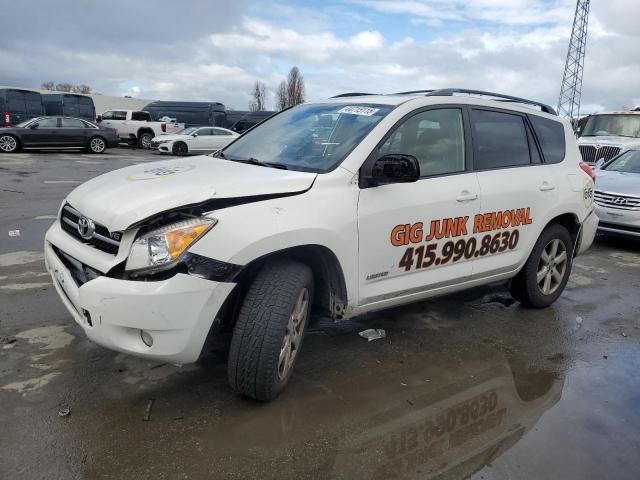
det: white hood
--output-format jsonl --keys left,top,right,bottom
{"left": 152, "top": 133, "right": 192, "bottom": 142}
{"left": 66, "top": 156, "right": 316, "bottom": 231}
{"left": 578, "top": 135, "right": 640, "bottom": 148}
{"left": 595, "top": 170, "right": 640, "bottom": 196}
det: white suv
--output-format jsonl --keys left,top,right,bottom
{"left": 44, "top": 89, "right": 598, "bottom": 401}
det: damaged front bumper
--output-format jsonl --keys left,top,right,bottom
{"left": 44, "top": 231, "right": 236, "bottom": 365}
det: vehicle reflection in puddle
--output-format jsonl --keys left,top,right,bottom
{"left": 208, "top": 349, "right": 562, "bottom": 480}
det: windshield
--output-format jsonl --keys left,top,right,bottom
{"left": 582, "top": 114, "right": 640, "bottom": 138}
{"left": 176, "top": 127, "right": 199, "bottom": 135}
{"left": 221, "top": 103, "right": 394, "bottom": 172}
{"left": 604, "top": 150, "right": 640, "bottom": 173}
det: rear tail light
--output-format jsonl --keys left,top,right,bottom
{"left": 161, "top": 122, "right": 166, "bottom": 133}
{"left": 3, "top": 112, "right": 10, "bottom": 125}
{"left": 579, "top": 162, "right": 596, "bottom": 182}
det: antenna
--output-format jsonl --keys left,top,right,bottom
{"left": 557, "top": 0, "right": 590, "bottom": 126}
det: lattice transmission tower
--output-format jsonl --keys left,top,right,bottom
{"left": 557, "top": 0, "right": 590, "bottom": 126}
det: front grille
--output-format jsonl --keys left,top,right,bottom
{"left": 579, "top": 145, "right": 621, "bottom": 165}
{"left": 594, "top": 190, "right": 640, "bottom": 211}
{"left": 60, "top": 204, "right": 121, "bottom": 255}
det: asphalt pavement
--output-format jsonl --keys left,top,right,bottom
{"left": 1, "top": 148, "right": 639, "bottom": 480}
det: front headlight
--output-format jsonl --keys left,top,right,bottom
{"left": 125, "top": 217, "right": 217, "bottom": 271}
{"left": 155, "top": 139, "right": 171, "bottom": 144}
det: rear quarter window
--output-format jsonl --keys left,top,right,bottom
{"left": 529, "top": 115, "right": 566, "bottom": 164}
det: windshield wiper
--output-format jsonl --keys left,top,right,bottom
{"left": 228, "top": 157, "right": 289, "bottom": 170}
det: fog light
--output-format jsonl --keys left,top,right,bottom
{"left": 140, "top": 330, "right": 154, "bottom": 347}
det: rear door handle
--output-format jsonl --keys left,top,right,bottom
{"left": 456, "top": 191, "right": 478, "bottom": 202}
{"left": 539, "top": 182, "right": 555, "bottom": 192}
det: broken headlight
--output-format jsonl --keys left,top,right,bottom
{"left": 125, "top": 217, "right": 217, "bottom": 271}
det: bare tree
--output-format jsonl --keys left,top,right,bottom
{"left": 286, "top": 66, "right": 305, "bottom": 107}
{"left": 73, "top": 84, "right": 92, "bottom": 94}
{"left": 40, "top": 81, "right": 55, "bottom": 90}
{"left": 249, "top": 81, "right": 267, "bottom": 111}
{"left": 55, "top": 83, "right": 74, "bottom": 92}
{"left": 276, "top": 80, "right": 288, "bottom": 110}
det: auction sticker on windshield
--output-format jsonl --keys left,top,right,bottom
{"left": 337, "top": 106, "right": 381, "bottom": 116}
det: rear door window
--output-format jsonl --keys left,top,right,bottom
{"left": 61, "top": 118, "right": 86, "bottom": 128}
{"left": 131, "top": 111, "right": 151, "bottom": 121}
{"left": 471, "top": 109, "right": 532, "bottom": 169}
{"left": 529, "top": 115, "right": 566, "bottom": 164}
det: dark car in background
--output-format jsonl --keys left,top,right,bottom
{"left": 42, "top": 93, "right": 96, "bottom": 122}
{"left": 0, "top": 116, "right": 118, "bottom": 154}
{"left": 142, "top": 101, "right": 226, "bottom": 128}
{"left": 0, "top": 88, "right": 45, "bottom": 126}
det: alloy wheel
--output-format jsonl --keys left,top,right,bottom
{"left": 0, "top": 135, "right": 17, "bottom": 152}
{"left": 90, "top": 138, "right": 105, "bottom": 153}
{"left": 277, "top": 288, "right": 309, "bottom": 381}
{"left": 537, "top": 238, "right": 568, "bottom": 295}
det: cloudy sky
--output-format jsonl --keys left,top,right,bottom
{"left": 2, "top": 0, "right": 638, "bottom": 113}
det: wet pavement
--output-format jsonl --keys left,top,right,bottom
{"left": 1, "top": 150, "right": 640, "bottom": 479}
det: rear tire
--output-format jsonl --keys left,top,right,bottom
{"left": 172, "top": 141, "right": 188, "bottom": 156}
{"left": 138, "top": 132, "right": 153, "bottom": 149}
{"left": 0, "top": 134, "right": 19, "bottom": 153}
{"left": 88, "top": 136, "right": 106, "bottom": 154}
{"left": 510, "top": 224, "right": 573, "bottom": 308}
{"left": 228, "top": 259, "right": 314, "bottom": 401}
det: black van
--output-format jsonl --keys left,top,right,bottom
{"left": 42, "top": 93, "right": 96, "bottom": 122}
{"left": 142, "top": 101, "right": 226, "bottom": 127}
{"left": 0, "top": 88, "right": 45, "bottom": 126}
{"left": 230, "top": 110, "right": 276, "bottom": 133}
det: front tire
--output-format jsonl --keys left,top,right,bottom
{"left": 0, "top": 134, "right": 19, "bottom": 153}
{"left": 510, "top": 224, "right": 572, "bottom": 308}
{"left": 88, "top": 136, "right": 106, "bottom": 154}
{"left": 172, "top": 141, "right": 188, "bottom": 156}
{"left": 138, "top": 132, "right": 153, "bottom": 149}
{"left": 228, "top": 259, "right": 314, "bottom": 401}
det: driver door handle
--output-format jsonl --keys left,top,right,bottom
{"left": 456, "top": 191, "right": 478, "bottom": 202}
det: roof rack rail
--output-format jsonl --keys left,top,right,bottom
{"left": 330, "top": 92, "right": 376, "bottom": 98}
{"left": 393, "top": 90, "right": 435, "bottom": 95}
{"left": 425, "top": 88, "right": 557, "bottom": 115}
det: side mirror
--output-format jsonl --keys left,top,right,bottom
{"left": 192, "top": 133, "right": 198, "bottom": 138}
{"left": 595, "top": 158, "right": 605, "bottom": 170}
{"left": 29, "top": 123, "right": 38, "bottom": 129}
{"left": 96, "top": 115, "right": 102, "bottom": 123}
{"left": 369, "top": 154, "right": 420, "bottom": 185}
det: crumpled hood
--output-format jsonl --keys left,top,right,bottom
{"left": 66, "top": 156, "right": 316, "bottom": 231}
{"left": 579, "top": 136, "right": 640, "bottom": 147}
{"left": 595, "top": 170, "right": 640, "bottom": 196}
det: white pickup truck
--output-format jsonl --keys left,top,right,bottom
{"left": 96, "top": 110, "right": 184, "bottom": 149}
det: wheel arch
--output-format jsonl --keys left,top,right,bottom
{"left": 136, "top": 127, "right": 155, "bottom": 138}
{"left": 542, "top": 212, "right": 580, "bottom": 254}
{"left": 234, "top": 244, "right": 349, "bottom": 321}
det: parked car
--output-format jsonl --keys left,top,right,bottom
{"left": 0, "top": 87, "right": 45, "bottom": 126}
{"left": 593, "top": 149, "right": 640, "bottom": 238}
{"left": 0, "top": 116, "right": 118, "bottom": 153}
{"left": 231, "top": 110, "right": 276, "bottom": 133}
{"left": 577, "top": 110, "right": 640, "bottom": 165}
{"left": 96, "top": 109, "right": 184, "bottom": 148}
{"left": 42, "top": 93, "right": 96, "bottom": 122}
{"left": 151, "top": 126, "right": 239, "bottom": 155}
{"left": 142, "top": 101, "right": 226, "bottom": 128}
{"left": 44, "top": 88, "right": 597, "bottom": 401}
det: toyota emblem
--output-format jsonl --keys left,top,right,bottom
{"left": 77, "top": 216, "right": 95, "bottom": 239}
{"left": 613, "top": 197, "right": 627, "bottom": 205}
